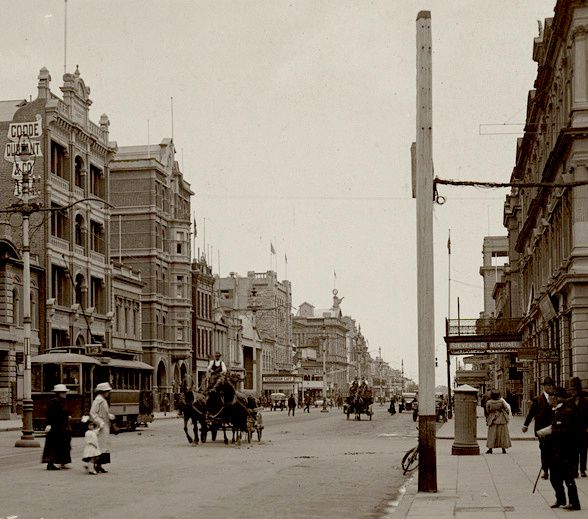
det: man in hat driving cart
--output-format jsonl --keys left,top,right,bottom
{"left": 205, "top": 351, "right": 227, "bottom": 392}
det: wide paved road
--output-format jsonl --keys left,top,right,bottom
{"left": 0, "top": 405, "right": 421, "bottom": 519}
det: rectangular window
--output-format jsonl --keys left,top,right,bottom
{"left": 90, "top": 221, "right": 104, "bottom": 253}
{"left": 51, "top": 265, "right": 68, "bottom": 306}
{"left": 90, "top": 277, "right": 104, "bottom": 313}
{"left": 176, "top": 231, "right": 184, "bottom": 254}
{"left": 177, "top": 276, "right": 183, "bottom": 299}
{"left": 50, "top": 140, "right": 67, "bottom": 179}
{"left": 50, "top": 203, "right": 67, "bottom": 239}
{"left": 89, "top": 164, "right": 104, "bottom": 198}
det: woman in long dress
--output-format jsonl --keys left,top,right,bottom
{"left": 90, "top": 382, "right": 115, "bottom": 473}
{"left": 41, "top": 384, "right": 72, "bottom": 470}
{"left": 485, "top": 389, "right": 512, "bottom": 454}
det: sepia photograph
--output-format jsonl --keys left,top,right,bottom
{"left": 0, "top": 1, "right": 586, "bottom": 517}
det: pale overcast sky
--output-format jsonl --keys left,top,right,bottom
{"left": 0, "top": 0, "right": 556, "bottom": 382}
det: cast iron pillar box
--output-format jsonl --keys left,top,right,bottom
{"left": 451, "top": 384, "right": 480, "bottom": 455}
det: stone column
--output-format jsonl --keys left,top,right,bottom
{"left": 451, "top": 384, "right": 480, "bottom": 455}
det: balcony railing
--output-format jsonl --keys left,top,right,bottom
{"left": 49, "top": 236, "right": 70, "bottom": 253}
{"left": 89, "top": 250, "right": 105, "bottom": 264}
{"left": 446, "top": 318, "right": 522, "bottom": 338}
{"left": 50, "top": 173, "right": 70, "bottom": 193}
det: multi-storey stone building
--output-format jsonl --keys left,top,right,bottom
{"left": 0, "top": 222, "right": 42, "bottom": 415}
{"left": 500, "top": 1, "right": 588, "bottom": 394}
{"left": 293, "top": 291, "right": 349, "bottom": 399}
{"left": 190, "top": 256, "right": 242, "bottom": 390}
{"left": 0, "top": 68, "right": 116, "bottom": 350}
{"left": 110, "top": 262, "right": 143, "bottom": 355}
{"left": 218, "top": 270, "right": 292, "bottom": 387}
{"left": 0, "top": 68, "right": 143, "bottom": 413}
{"left": 110, "top": 139, "right": 193, "bottom": 408}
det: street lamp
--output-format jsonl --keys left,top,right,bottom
{"left": 321, "top": 326, "right": 328, "bottom": 412}
{"left": 12, "top": 134, "right": 41, "bottom": 448}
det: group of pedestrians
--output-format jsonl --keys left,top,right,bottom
{"left": 521, "top": 376, "right": 588, "bottom": 511}
{"left": 41, "top": 381, "right": 116, "bottom": 475}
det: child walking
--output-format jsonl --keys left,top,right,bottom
{"left": 81, "top": 417, "right": 102, "bottom": 475}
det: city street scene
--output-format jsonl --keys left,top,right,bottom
{"left": 1, "top": 0, "right": 588, "bottom": 518}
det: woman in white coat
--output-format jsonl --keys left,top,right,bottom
{"left": 90, "top": 382, "right": 115, "bottom": 473}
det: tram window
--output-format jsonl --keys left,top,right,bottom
{"left": 32, "top": 365, "right": 42, "bottom": 392}
{"left": 43, "top": 365, "right": 60, "bottom": 392}
{"left": 62, "top": 365, "right": 80, "bottom": 391}
{"left": 83, "top": 367, "right": 92, "bottom": 393}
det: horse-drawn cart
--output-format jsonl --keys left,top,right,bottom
{"left": 344, "top": 396, "right": 373, "bottom": 421}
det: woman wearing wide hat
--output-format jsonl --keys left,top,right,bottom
{"left": 41, "top": 384, "right": 72, "bottom": 470}
{"left": 90, "top": 382, "right": 115, "bottom": 473}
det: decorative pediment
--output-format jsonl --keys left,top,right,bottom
{"left": 60, "top": 65, "right": 92, "bottom": 107}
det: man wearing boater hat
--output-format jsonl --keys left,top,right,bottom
{"left": 523, "top": 376, "right": 555, "bottom": 480}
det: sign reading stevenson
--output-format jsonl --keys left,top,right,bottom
{"left": 448, "top": 340, "right": 521, "bottom": 355}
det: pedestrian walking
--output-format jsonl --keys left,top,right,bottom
{"left": 303, "top": 395, "right": 311, "bottom": 413}
{"left": 41, "top": 384, "right": 72, "bottom": 470}
{"left": 568, "top": 377, "right": 588, "bottom": 478}
{"left": 288, "top": 394, "right": 296, "bottom": 416}
{"left": 539, "top": 386, "right": 581, "bottom": 510}
{"left": 90, "top": 382, "right": 115, "bottom": 473}
{"left": 388, "top": 397, "right": 396, "bottom": 415}
{"left": 485, "top": 389, "right": 512, "bottom": 454}
{"left": 522, "top": 376, "right": 555, "bottom": 480}
{"left": 81, "top": 416, "right": 101, "bottom": 475}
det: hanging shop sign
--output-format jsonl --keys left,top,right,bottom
{"left": 448, "top": 340, "right": 521, "bottom": 355}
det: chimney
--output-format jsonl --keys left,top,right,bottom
{"left": 37, "top": 67, "right": 51, "bottom": 99}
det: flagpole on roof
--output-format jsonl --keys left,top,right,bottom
{"left": 64, "top": 0, "right": 68, "bottom": 74}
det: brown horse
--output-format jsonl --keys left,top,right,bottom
{"left": 182, "top": 389, "right": 208, "bottom": 445}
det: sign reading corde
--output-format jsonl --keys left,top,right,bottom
{"left": 4, "top": 115, "right": 43, "bottom": 196}
{"left": 3, "top": 114, "right": 43, "bottom": 163}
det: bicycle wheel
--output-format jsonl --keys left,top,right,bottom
{"left": 401, "top": 446, "right": 419, "bottom": 474}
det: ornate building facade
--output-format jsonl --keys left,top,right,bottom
{"left": 110, "top": 139, "right": 193, "bottom": 408}
{"left": 500, "top": 2, "right": 588, "bottom": 398}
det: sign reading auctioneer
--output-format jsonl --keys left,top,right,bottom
{"left": 448, "top": 340, "right": 521, "bottom": 355}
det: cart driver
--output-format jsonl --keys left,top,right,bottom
{"left": 349, "top": 377, "right": 359, "bottom": 398}
{"left": 206, "top": 351, "right": 227, "bottom": 390}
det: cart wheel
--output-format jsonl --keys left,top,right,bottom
{"left": 257, "top": 427, "right": 263, "bottom": 441}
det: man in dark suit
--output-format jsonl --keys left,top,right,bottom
{"left": 522, "top": 376, "right": 555, "bottom": 479}
{"left": 568, "top": 377, "right": 588, "bottom": 478}
{"left": 542, "top": 387, "right": 581, "bottom": 510}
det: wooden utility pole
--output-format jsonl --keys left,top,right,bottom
{"left": 415, "top": 10, "right": 437, "bottom": 492}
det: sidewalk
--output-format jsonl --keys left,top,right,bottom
{"left": 393, "top": 409, "right": 588, "bottom": 518}
{"left": 0, "top": 411, "right": 180, "bottom": 433}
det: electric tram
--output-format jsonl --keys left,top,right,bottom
{"left": 31, "top": 344, "right": 154, "bottom": 435}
